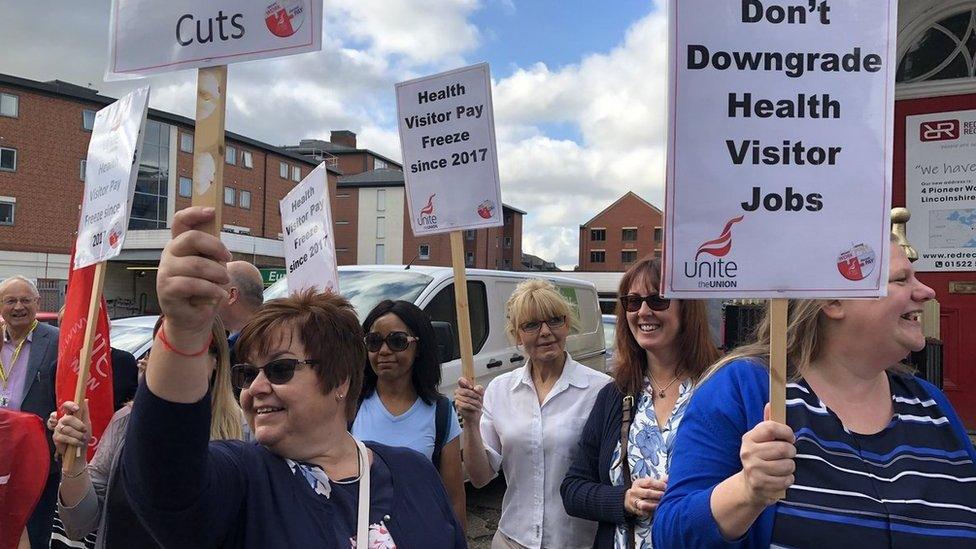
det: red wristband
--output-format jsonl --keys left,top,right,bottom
{"left": 156, "top": 320, "right": 213, "bottom": 357}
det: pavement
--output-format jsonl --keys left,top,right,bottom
{"left": 465, "top": 476, "right": 506, "bottom": 549}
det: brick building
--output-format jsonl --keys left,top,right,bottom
{"left": 0, "top": 72, "right": 330, "bottom": 314}
{"left": 577, "top": 191, "right": 663, "bottom": 272}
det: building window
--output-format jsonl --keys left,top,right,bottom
{"left": 504, "top": 236, "right": 512, "bottom": 249}
{"left": 79, "top": 160, "right": 87, "bottom": 181}
{"left": 897, "top": 9, "right": 976, "bottom": 83}
{"left": 375, "top": 244, "right": 385, "bottom": 264}
{"left": 0, "top": 147, "right": 17, "bottom": 171}
{"left": 376, "top": 217, "right": 385, "bottom": 238}
{"left": 465, "top": 251, "right": 475, "bottom": 267}
{"left": 654, "top": 249, "right": 663, "bottom": 259}
{"left": 654, "top": 226, "right": 663, "bottom": 242}
{"left": 590, "top": 250, "right": 606, "bottom": 263}
{"left": 622, "top": 228, "right": 638, "bottom": 241}
{"left": 280, "top": 161, "right": 288, "bottom": 179}
{"left": 292, "top": 166, "right": 301, "bottom": 182}
{"left": 0, "top": 93, "right": 18, "bottom": 118}
{"left": 376, "top": 189, "right": 386, "bottom": 211}
{"left": 335, "top": 220, "right": 350, "bottom": 225}
{"left": 83, "top": 109, "right": 96, "bottom": 131}
{"left": 622, "top": 250, "right": 638, "bottom": 263}
{"left": 180, "top": 132, "right": 194, "bottom": 153}
{"left": 503, "top": 258, "right": 512, "bottom": 269}
{"left": 131, "top": 119, "right": 171, "bottom": 229}
{"left": 337, "top": 192, "right": 350, "bottom": 198}
{"left": 419, "top": 244, "right": 430, "bottom": 260}
{"left": 464, "top": 229, "right": 476, "bottom": 240}
{"left": 239, "top": 190, "right": 252, "bottom": 209}
{"left": 178, "top": 176, "right": 192, "bottom": 198}
{"left": 242, "top": 150, "right": 253, "bottom": 169}
{"left": 224, "top": 187, "right": 236, "bottom": 206}
{"left": 374, "top": 157, "right": 388, "bottom": 170}
{"left": 590, "top": 228, "right": 606, "bottom": 241}
{"left": 225, "top": 146, "right": 236, "bottom": 165}
{"left": 0, "top": 199, "right": 14, "bottom": 225}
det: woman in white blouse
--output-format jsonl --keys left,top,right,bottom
{"left": 455, "top": 279, "right": 610, "bottom": 549}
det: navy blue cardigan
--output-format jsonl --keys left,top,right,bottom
{"left": 560, "top": 381, "right": 632, "bottom": 549}
{"left": 120, "top": 382, "right": 466, "bottom": 548}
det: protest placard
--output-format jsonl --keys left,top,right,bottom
{"left": 396, "top": 63, "right": 503, "bottom": 236}
{"left": 280, "top": 163, "right": 339, "bottom": 294}
{"left": 106, "top": 0, "right": 323, "bottom": 79}
{"left": 75, "top": 87, "right": 150, "bottom": 269}
{"left": 906, "top": 109, "right": 976, "bottom": 273}
{"left": 663, "top": 0, "right": 898, "bottom": 300}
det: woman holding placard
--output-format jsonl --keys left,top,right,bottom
{"left": 454, "top": 278, "right": 610, "bottom": 549}
{"left": 653, "top": 239, "right": 976, "bottom": 548}
{"left": 560, "top": 257, "right": 720, "bottom": 548}
{"left": 117, "top": 207, "right": 464, "bottom": 548}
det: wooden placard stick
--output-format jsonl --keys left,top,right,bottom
{"left": 768, "top": 297, "right": 788, "bottom": 500}
{"left": 450, "top": 231, "right": 476, "bottom": 381}
{"left": 191, "top": 65, "right": 228, "bottom": 236}
{"left": 62, "top": 261, "right": 107, "bottom": 470}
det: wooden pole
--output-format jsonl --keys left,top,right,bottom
{"left": 191, "top": 65, "right": 228, "bottom": 236}
{"left": 450, "top": 231, "right": 476, "bottom": 381}
{"left": 768, "top": 297, "right": 788, "bottom": 500}
{"left": 62, "top": 261, "right": 107, "bottom": 471}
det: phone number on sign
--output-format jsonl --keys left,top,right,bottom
{"left": 935, "top": 260, "right": 974, "bottom": 268}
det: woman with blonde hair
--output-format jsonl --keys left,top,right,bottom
{"left": 654, "top": 240, "right": 976, "bottom": 548}
{"left": 560, "top": 257, "right": 720, "bottom": 548}
{"left": 455, "top": 278, "right": 610, "bottom": 549}
{"left": 49, "top": 315, "right": 243, "bottom": 548}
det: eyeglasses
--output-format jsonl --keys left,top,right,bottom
{"left": 619, "top": 293, "right": 671, "bottom": 312}
{"left": 1, "top": 297, "right": 37, "bottom": 306}
{"left": 231, "top": 358, "right": 319, "bottom": 390}
{"left": 519, "top": 316, "right": 567, "bottom": 333}
{"left": 364, "top": 331, "right": 419, "bottom": 353}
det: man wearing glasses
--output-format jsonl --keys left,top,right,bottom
{"left": 0, "top": 275, "right": 60, "bottom": 548}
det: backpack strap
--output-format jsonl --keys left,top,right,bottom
{"left": 432, "top": 395, "right": 451, "bottom": 470}
{"left": 621, "top": 394, "right": 637, "bottom": 549}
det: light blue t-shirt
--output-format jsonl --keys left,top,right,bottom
{"left": 351, "top": 391, "right": 462, "bottom": 461}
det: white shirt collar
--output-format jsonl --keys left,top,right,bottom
{"left": 515, "top": 352, "right": 591, "bottom": 392}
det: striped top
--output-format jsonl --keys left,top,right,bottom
{"left": 771, "top": 373, "right": 976, "bottom": 548}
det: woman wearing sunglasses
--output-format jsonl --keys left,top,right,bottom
{"left": 49, "top": 316, "right": 242, "bottom": 549}
{"left": 117, "top": 207, "right": 464, "bottom": 548}
{"left": 560, "top": 257, "right": 720, "bottom": 549}
{"left": 455, "top": 278, "right": 610, "bottom": 549}
{"left": 352, "top": 300, "right": 466, "bottom": 527}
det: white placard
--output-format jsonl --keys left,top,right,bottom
{"left": 75, "top": 87, "right": 151, "bottom": 269}
{"left": 107, "top": 0, "right": 323, "bottom": 80}
{"left": 663, "top": 0, "right": 897, "bottom": 298}
{"left": 280, "top": 163, "right": 338, "bottom": 294}
{"left": 396, "top": 63, "right": 503, "bottom": 236}
{"left": 906, "top": 110, "right": 976, "bottom": 272}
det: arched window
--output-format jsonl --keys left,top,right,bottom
{"left": 897, "top": 9, "right": 976, "bottom": 83}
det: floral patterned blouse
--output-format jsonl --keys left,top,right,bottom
{"left": 609, "top": 378, "right": 693, "bottom": 549}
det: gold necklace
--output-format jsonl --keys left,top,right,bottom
{"left": 647, "top": 369, "right": 681, "bottom": 399}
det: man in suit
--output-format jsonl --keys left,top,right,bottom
{"left": 0, "top": 276, "right": 59, "bottom": 548}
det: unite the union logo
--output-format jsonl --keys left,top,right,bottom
{"left": 685, "top": 215, "right": 744, "bottom": 288}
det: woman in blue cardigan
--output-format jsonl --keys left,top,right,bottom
{"left": 561, "top": 258, "right": 720, "bottom": 548}
{"left": 654, "top": 240, "right": 976, "bottom": 548}
{"left": 119, "top": 207, "right": 465, "bottom": 548}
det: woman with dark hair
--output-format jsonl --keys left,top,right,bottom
{"left": 352, "top": 299, "right": 465, "bottom": 527}
{"left": 561, "top": 257, "right": 721, "bottom": 548}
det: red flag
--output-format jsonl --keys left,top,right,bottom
{"left": 56, "top": 248, "right": 114, "bottom": 461}
{"left": 0, "top": 409, "right": 49, "bottom": 549}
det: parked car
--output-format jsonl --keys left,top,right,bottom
{"left": 264, "top": 265, "right": 607, "bottom": 395}
{"left": 109, "top": 315, "right": 159, "bottom": 362}
{"left": 602, "top": 314, "right": 617, "bottom": 372}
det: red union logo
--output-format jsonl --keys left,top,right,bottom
{"left": 420, "top": 194, "right": 435, "bottom": 215}
{"left": 920, "top": 120, "right": 959, "bottom": 142}
{"left": 265, "top": 0, "right": 306, "bottom": 38}
{"left": 417, "top": 194, "right": 438, "bottom": 229}
{"left": 695, "top": 216, "right": 745, "bottom": 260}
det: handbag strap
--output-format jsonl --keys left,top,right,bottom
{"left": 621, "top": 394, "right": 636, "bottom": 549}
{"left": 355, "top": 438, "right": 370, "bottom": 549}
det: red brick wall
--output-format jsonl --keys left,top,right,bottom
{"left": 333, "top": 187, "right": 359, "bottom": 265}
{"left": 579, "top": 193, "right": 663, "bottom": 272}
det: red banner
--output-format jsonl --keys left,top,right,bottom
{"left": 0, "top": 410, "right": 49, "bottom": 549}
{"left": 56, "top": 251, "right": 113, "bottom": 461}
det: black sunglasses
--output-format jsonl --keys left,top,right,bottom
{"left": 519, "top": 316, "right": 567, "bottom": 333}
{"left": 619, "top": 293, "right": 671, "bottom": 312}
{"left": 364, "top": 331, "right": 419, "bottom": 353}
{"left": 231, "top": 358, "right": 319, "bottom": 390}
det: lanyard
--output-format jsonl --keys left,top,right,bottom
{"left": 354, "top": 437, "right": 371, "bottom": 549}
{"left": 0, "top": 319, "right": 38, "bottom": 388}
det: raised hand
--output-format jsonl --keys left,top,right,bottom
{"left": 739, "top": 403, "right": 796, "bottom": 506}
{"left": 453, "top": 377, "right": 485, "bottom": 426}
{"left": 52, "top": 400, "right": 91, "bottom": 460}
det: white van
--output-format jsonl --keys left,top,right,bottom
{"left": 263, "top": 265, "right": 607, "bottom": 394}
